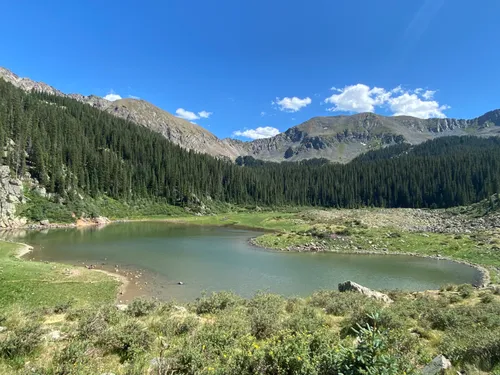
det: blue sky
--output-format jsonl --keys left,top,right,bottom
{"left": 1, "top": 0, "right": 499, "bottom": 140}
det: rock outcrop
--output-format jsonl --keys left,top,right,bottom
{"left": 338, "top": 280, "right": 393, "bottom": 303}
{"left": 421, "top": 355, "right": 452, "bottom": 375}
{"left": 0, "top": 166, "right": 26, "bottom": 228}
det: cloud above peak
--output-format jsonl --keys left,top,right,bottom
{"left": 198, "top": 110, "right": 212, "bottom": 119}
{"left": 175, "top": 108, "right": 213, "bottom": 121}
{"left": 233, "top": 126, "right": 280, "bottom": 140}
{"left": 104, "top": 90, "right": 122, "bottom": 101}
{"left": 274, "top": 96, "right": 312, "bottom": 112}
{"left": 176, "top": 108, "right": 199, "bottom": 121}
{"left": 324, "top": 84, "right": 448, "bottom": 119}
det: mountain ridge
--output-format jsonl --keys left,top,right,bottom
{"left": 1, "top": 66, "right": 499, "bottom": 163}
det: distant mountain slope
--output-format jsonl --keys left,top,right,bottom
{"left": 2, "top": 67, "right": 500, "bottom": 163}
{"left": 0, "top": 67, "right": 242, "bottom": 160}
{"left": 234, "top": 111, "right": 500, "bottom": 163}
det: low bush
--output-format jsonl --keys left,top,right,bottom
{"left": 0, "top": 322, "right": 43, "bottom": 359}
{"left": 102, "top": 321, "right": 153, "bottom": 361}
{"left": 457, "top": 284, "right": 475, "bottom": 299}
{"left": 194, "top": 291, "right": 243, "bottom": 314}
{"left": 285, "top": 305, "right": 326, "bottom": 334}
{"left": 481, "top": 292, "right": 495, "bottom": 304}
{"left": 126, "top": 298, "right": 157, "bottom": 317}
{"left": 248, "top": 292, "right": 285, "bottom": 340}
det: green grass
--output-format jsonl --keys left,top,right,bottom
{"left": 165, "top": 211, "right": 311, "bottom": 232}
{"left": 0, "top": 241, "right": 118, "bottom": 312}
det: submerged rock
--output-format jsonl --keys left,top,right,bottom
{"left": 338, "top": 280, "right": 393, "bottom": 303}
{"left": 422, "top": 354, "right": 452, "bottom": 375}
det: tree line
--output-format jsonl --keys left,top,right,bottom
{"left": 0, "top": 78, "right": 499, "bottom": 209}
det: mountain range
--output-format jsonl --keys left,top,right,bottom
{"left": 2, "top": 66, "right": 499, "bottom": 163}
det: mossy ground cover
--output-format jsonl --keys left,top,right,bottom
{"left": 0, "top": 242, "right": 118, "bottom": 312}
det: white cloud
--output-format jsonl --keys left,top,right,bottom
{"left": 324, "top": 84, "right": 449, "bottom": 119}
{"left": 388, "top": 93, "right": 449, "bottom": 118}
{"left": 274, "top": 96, "right": 312, "bottom": 112}
{"left": 422, "top": 90, "right": 435, "bottom": 100}
{"left": 233, "top": 126, "right": 280, "bottom": 140}
{"left": 176, "top": 108, "right": 213, "bottom": 121}
{"left": 260, "top": 111, "right": 266, "bottom": 117}
{"left": 104, "top": 90, "right": 122, "bottom": 101}
{"left": 198, "top": 110, "right": 212, "bottom": 119}
{"left": 324, "top": 84, "right": 388, "bottom": 113}
{"left": 128, "top": 95, "right": 141, "bottom": 100}
{"left": 176, "top": 108, "right": 200, "bottom": 121}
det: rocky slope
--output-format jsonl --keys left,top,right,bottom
{"left": 0, "top": 67, "right": 242, "bottom": 160}
{"left": 2, "top": 67, "right": 500, "bottom": 163}
{"left": 232, "top": 111, "right": 500, "bottom": 162}
{"left": 0, "top": 166, "right": 26, "bottom": 228}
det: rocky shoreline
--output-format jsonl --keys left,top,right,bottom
{"left": 249, "top": 237, "right": 491, "bottom": 288}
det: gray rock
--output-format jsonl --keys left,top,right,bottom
{"left": 40, "top": 219, "right": 50, "bottom": 226}
{"left": 47, "top": 330, "right": 63, "bottom": 341}
{"left": 173, "top": 305, "right": 187, "bottom": 313}
{"left": 422, "top": 355, "right": 452, "bottom": 375}
{"left": 338, "top": 280, "right": 393, "bottom": 303}
{"left": 116, "top": 304, "right": 128, "bottom": 311}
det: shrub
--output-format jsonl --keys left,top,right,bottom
{"left": 171, "top": 315, "right": 200, "bottom": 336}
{"left": 481, "top": 293, "right": 495, "bottom": 304}
{"left": 449, "top": 294, "right": 463, "bottom": 304}
{"left": 102, "top": 321, "right": 153, "bottom": 361}
{"left": 54, "top": 340, "right": 92, "bottom": 374}
{"left": 248, "top": 293, "right": 285, "bottom": 340}
{"left": 260, "top": 332, "right": 317, "bottom": 375}
{"left": 440, "top": 284, "right": 456, "bottom": 292}
{"left": 126, "top": 298, "right": 157, "bottom": 317}
{"left": 53, "top": 300, "right": 74, "bottom": 314}
{"left": 457, "top": 284, "right": 475, "bottom": 299}
{"left": 342, "top": 308, "right": 406, "bottom": 336}
{"left": 285, "top": 305, "right": 326, "bottom": 334}
{"left": 443, "top": 328, "right": 500, "bottom": 371}
{"left": 77, "top": 314, "right": 108, "bottom": 341}
{"left": 194, "top": 291, "right": 242, "bottom": 314}
{"left": 320, "top": 315, "right": 417, "bottom": 375}
{"left": 0, "top": 322, "right": 43, "bottom": 359}
{"left": 309, "top": 290, "right": 380, "bottom": 316}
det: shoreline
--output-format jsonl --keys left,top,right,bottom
{"left": 10, "top": 239, "right": 131, "bottom": 301}
{"left": 248, "top": 237, "right": 492, "bottom": 288}
{"left": 14, "top": 242, "right": 34, "bottom": 259}
{"left": 4, "top": 217, "right": 494, "bottom": 294}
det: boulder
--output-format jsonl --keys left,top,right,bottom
{"left": 46, "top": 330, "right": 63, "bottom": 341}
{"left": 94, "top": 216, "right": 111, "bottom": 226}
{"left": 338, "top": 280, "right": 393, "bottom": 303}
{"left": 422, "top": 355, "right": 452, "bottom": 375}
{"left": 116, "top": 304, "right": 128, "bottom": 311}
{"left": 40, "top": 219, "right": 50, "bottom": 226}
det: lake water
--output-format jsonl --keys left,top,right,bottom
{"left": 15, "top": 222, "right": 481, "bottom": 301}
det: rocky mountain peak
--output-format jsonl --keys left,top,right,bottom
{"left": 1, "top": 67, "right": 500, "bottom": 164}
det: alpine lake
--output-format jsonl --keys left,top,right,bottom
{"left": 14, "top": 222, "right": 481, "bottom": 301}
